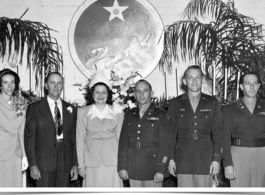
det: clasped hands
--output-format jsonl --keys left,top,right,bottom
{"left": 118, "top": 170, "right": 164, "bottom": 183}
{"left": 168, "top": 160, "right": 221, "bottom": 176}
{"left": 30, "top": 165, "right": 78, "bottom": 181}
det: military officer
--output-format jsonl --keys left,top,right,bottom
{"left": 118, "top": 79, "right": 173, "bottom": 187}
{"left": 168, "top": 65, "right": 222, "bottom": 187}
{"left": 223, "top": 72, "right": 265, "bottom": 187}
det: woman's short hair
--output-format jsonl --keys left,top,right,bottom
{"left": 0, "top": 68, "right": 20, "bottom": 96}
{"left": 86, "top": 82, "right": 113, "bottom": 105}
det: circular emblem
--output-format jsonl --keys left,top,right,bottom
{"left": 68, "top": 0, "right": 164, "bottom": 81}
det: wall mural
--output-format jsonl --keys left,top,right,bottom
{"left": 68, "top": 0, "right": 164, "bottom": 81}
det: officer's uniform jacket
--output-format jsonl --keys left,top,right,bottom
{"left": 222, "top": 98, "right": 265, "bottom": 167}
{"left": 168, "top": 93, "right": 222, "bottom": 174}
{"left": 118, "top": 103, "right": 173, "bottom": 180}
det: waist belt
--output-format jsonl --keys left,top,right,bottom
{"left": 128, "top": 142, "right": 159, "bottom": 149}
{"left": 56, "top": 138, "right": 63, "bottom": 143}
{"left": 177, "top": 134, "right": 211, "bottom": 140}
{"left": 231, "top": 137, "right": 265, "bottom": 147}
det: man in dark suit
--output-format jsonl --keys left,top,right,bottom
{"left": 167, "top": 65, "right": 222, "bottom": 187}
{"left": 118, "top": 79, "right": 173, "bottom": 187}
{"left": 25, "top": 72, "right": 78, "bottom": 187}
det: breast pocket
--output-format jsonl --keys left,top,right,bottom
{"left": 177, "top": 112, "right": 188, "bottom": 128}
{"left": 200, "top": 111, "right": 213, "bottom": 130}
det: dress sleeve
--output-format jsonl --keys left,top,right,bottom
{"left": 115, "top": 111, "right": 124, "bottom": 140}
{"left": 117, "top": 113, "right": 129, "bottom": 172}
{"left": 19, "top": 113, "right": 26, "bottom": 157}
{"left": 76, "top": 108, "right": 87, "bottom": 169}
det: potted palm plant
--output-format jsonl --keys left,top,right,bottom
{"left": 0, "top": 9, "right": 63, "bottom": 88}
{"left": 159, "top": 0, "right": 265, "bottom": 104}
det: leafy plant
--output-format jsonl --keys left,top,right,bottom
{"left": 159, "top": 0, "right": 265, "bottom": 104}
{"left": 0, "top": 9, "right": 63, "bottom": 88}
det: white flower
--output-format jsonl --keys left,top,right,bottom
{"left": 120, "top": 90, "right": 128, "bottom": 96}
{"left": 128, "top": 102, "right": 136, "bottom": 109}
{"left": 112, "top": 93, "right": 120, "bottom": 99}
{"left": 67, "top": 106, "right": 73, "bottom": 113}
{"left": 127, "top": 100, "right": 132, "bottom": 104}
{"left": 112, "top": 88, "right": 118, "bottom": 93}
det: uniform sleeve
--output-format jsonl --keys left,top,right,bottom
{"left": 76, "top": 108, "right": 87, "bottom": 169}
{"left": 155, "top": 112, "right": 174, "bottom": 174}
{"left": 211, "top": 100, "right": 223, "bottom": 163}
{"left": 222, "top": 105, "right": 233, "bottom": 167}
{"left": 24, "top": 103, "right": 37, "bottom": 167}
{"left": 117, "top": 113, "right": 129, "bottom": 172}
{"left": 167, "top": 100, "right": 178, "bottom": 160}
{"left": 71, "top": 106, "right": 78, "bottom": 166}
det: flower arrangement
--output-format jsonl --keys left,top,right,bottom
{"left": 13, "top": 88, "right": 41, "bottom": 117}
{"left": 110, "top": 71, "right": 139, "bottom": 112}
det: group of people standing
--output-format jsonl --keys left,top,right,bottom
{"left": 0, "top": 65, "right": 264, "bottom": 188}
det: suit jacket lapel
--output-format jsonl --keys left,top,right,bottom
{"left": 62, "top": 100, "right": 70, "bottom": 127}
{"left": 39, "top": 97, "right": 55, "bottom": 126}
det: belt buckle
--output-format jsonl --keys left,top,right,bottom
{"left": 193, "top": 132, "right": 198, "bottom": 140}
{"left": 136, "top": 142, "right": 140, "bottom": 149}
{"left": 236, "top": 139, "right": 241, "bottom": 145}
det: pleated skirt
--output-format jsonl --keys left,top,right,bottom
{"left": 0, "top": 153, "right": 22, "bottom": 187}
{"left": 83, "top": 162, "right": 122, "bottom": 187}
{"left": 230, "top": 146, "right": 265, "bottom": 187}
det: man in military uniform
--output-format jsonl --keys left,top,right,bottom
{"left": 118, "top": 79, "right": 173, "bottom": 187}
{"left": 168, "top": 65, "right": 222, "bottom": 187}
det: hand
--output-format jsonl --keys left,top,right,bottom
{"left": 78, "top": 167, "right": 86, "bottom": 178}
{"left": 30, "top": 165, "right": 41, "bottom": 180}
{"left": 224, "top": 165, "right": 237, "bottom": 180}
{"left": 21, "top": 156, "right": 28, "bottom": 171}
{"left": 209, "top": 161, "right": 220, "bottom": 175}
{"left": 168, "top": 159, "right": 176, "bottom": 177}
{"left": 70, "top": 166, "right": 78, "bottom": 181}
{"left": 154, "top": 172, "right": 164, "bottom": 183}
{"left": 118, "top": 170, "right": 128, "bottom": 180}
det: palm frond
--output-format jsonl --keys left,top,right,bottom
{"left": 0, "top": 17, "right": 63, "bottom": 88}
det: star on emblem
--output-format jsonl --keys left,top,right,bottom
{"left": 103, "top": 0, "right": 129, "bottom": 21}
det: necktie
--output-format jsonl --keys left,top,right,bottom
{"left": 54, "top": 101, "right": 62, "bottom": 136}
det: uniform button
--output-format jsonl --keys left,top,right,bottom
{"left": 137, "top": 137, "right": 140, "bottom": 140}
{"left": 151, "top": 124, "right": 154, "bottom": 126}
{"left": 194, "top": 116, "right": 197, "bottom": 118}
{"left": 148, "top": 113, "right": 151, "bottom": 115}
{"left": 137, "top": 131, "right": 140, "bottom": 133}
{"left": 154, "top": 154, "right": 156, "bottom": 157}
{"left": 138, "top": 124, "right": 141, "bottom": 127}
{"left": 181, "top": 115, "right": 183, "bottom": 117}
{"left": 133, "top": 112, "right": 136, "bottom": 115}
{"left": 128, "top": 124, "right": 130, "bottom": 125}
{"left": 205, "top": 116, "right": 208, "bottom": 118}
{"left": 194, "top": 123, "right": 197, "bottom": 126}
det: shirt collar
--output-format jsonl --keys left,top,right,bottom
{"left": 181, "top": 92, "right": 205, "bottom": 100}
{"left": 47, "top": 95, "right": 62, "bottom": 106}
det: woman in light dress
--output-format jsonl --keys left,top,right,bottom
{"left": 76, "top": 74, "right": 124, "bottom": 187}
{"left": 0, "top": 69, "right": 28, "bottom": 187}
